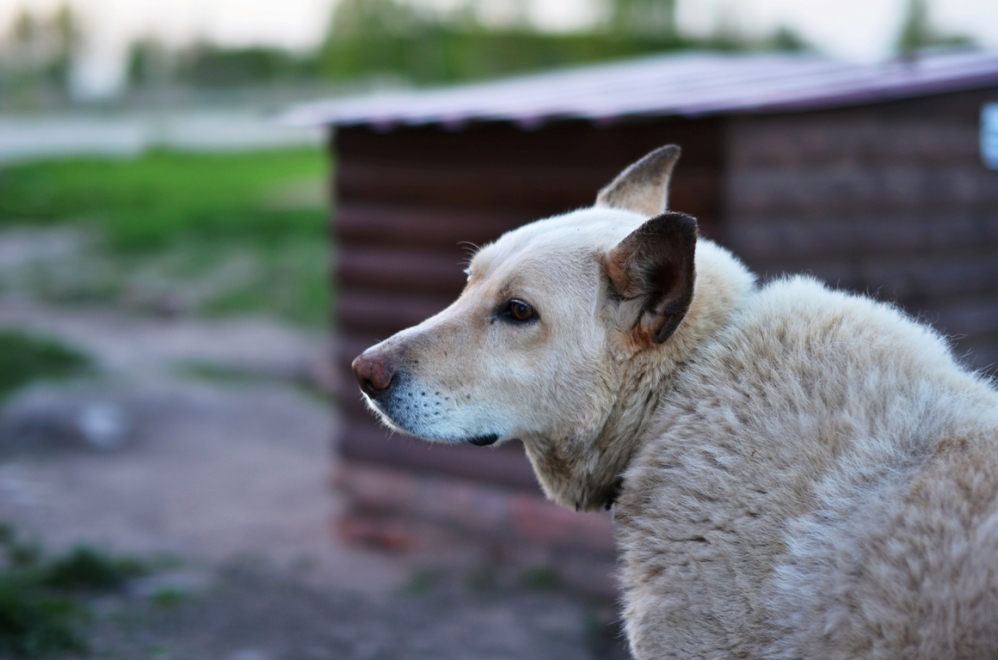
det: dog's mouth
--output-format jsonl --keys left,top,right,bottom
{"left": 466, "top": 434, "right": 499, "bottom": 447}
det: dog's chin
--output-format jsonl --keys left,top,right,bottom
{"left": 364, "top": 397, "right": 502, "bottom": 447}
{"left": 466, "top": 434, "right": 499, "bottom": 447}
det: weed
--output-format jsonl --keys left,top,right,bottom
{"left": 0, "top": 529, "right": 151, "bottom": 658}
{"left": 0, "top": 577, "right": 88, "bottom": 658}
{"left": 178, "top": 362, "right": 259, "bottom": 386}
{"left": 403, "top": 569, "right": 445, "bottom": 595}
{"left": 521, "top": 566, "right": 560, "bottom": 591}
{"left": 39, "top": 546, "right": 148, "bottom": 592}
{"left": 149, "top": 587, "right": 185, "bottom": 608}
{"left": 0, "top": 330, "right": 91, "bottom": 402}
{"left": 464, "top": 566, "right": 499, "bottom": 594}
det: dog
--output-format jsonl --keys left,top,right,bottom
{"left": 352, "top": 145, "right": 998, "bottom": 659}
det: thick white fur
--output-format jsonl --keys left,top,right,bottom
{"left": 616, "top": 266, "right": 998, "bottom": 658}
{"left": 356, "top": 160, "right": 998, "bottom": 659}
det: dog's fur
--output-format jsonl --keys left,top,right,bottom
{"left": 352, "top": 146, "right": 998, "bottom": 659}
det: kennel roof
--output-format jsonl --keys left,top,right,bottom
{"left": 283, "top": 49, "right": 998, "bottom": 130}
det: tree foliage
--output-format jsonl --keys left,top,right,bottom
{"left": 316, "top": 0, "right": 806, "bottom": 85}
{"left": 895, "top": 0, "right": 973, "bottom": 55}
{"left": 1, "top": 2, "right": 80, "bottom": 88}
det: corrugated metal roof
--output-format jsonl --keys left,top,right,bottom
{"left": 283, "top": 49, "right": 998, "bottom": 129}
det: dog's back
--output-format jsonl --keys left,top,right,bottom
{"left": 617, "top": 274, "right": 998, "bottom": 659}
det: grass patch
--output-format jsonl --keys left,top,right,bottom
{"left": 0, "top": 526, "right": 149, "bottom": 658}
{"left": 0, "top": 330, "right": 91, "bottom": 402}
{"left": 521, "top": 566, "right": 560, "bottom": 591}
{"left": 464, "top": 565, "right": 499, "bottom": 594}
{"left": 0, "top": 149, "right": 329, "bottom": 253}
{"left": 177, "top": 362, "right": 260, "bottom": 386}
{"left": 0, "top": 149, "right": 332, "bottom": 326}
{"left": 149, "top": 587, "right": 185, "bottom": 608}
{"left": 195, "top": 236, "right": 330, "bottom": 326}
{"left": 0, "top": 579, "right": 88, "bottom": 659}
{"left": 38, "top": 547, "right": 148, "bottom": 592}
{"left": 402, "top": 568, "right": 445, "bottom": 595}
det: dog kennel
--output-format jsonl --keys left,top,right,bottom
{"left": 287, "top": 50, "right": 998, "bottom": 582}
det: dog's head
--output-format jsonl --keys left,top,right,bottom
{"left": 352, "top": 146, "right": 752, "bottom": 510}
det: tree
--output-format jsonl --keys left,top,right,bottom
{"left": 326, "top": 0, "right": 423, "bottom": 42}
{"left": 607, "top": 0, "right": 677, "bottom": 38}
{"left": 127, "top": 38, "right": 173, "bottom": 88}
{"left": 3, "top": 3, "right": 81, "bottom": 91}
{"left": 11, "top": 7, "right": 38, "bottom": 49}
{"left": 47, "top": 3, "right": 81, "bottom": 87}
{"left": 896, "top": 0, "right": 973, "bottom": 55}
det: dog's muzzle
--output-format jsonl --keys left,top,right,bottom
{"left": 351, "top": 348, "right": 498, "bottom": 447}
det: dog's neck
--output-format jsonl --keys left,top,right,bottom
{"left": 524, "top": 240, "right": 757, "bottom": 512}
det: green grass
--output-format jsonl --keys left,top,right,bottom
{"left": 0, "top": 149, "right": 329, "bottom": 252}
{"left": 521, "top": 565, "right": 560, "bottom": 591}
{"left": 149, "top": 587, "right": 185, "bottom": 608}
{"left": 0, "top": 149, "right": 332, "bottom": 326}
{"left": 0, "top": 330, "right": 91, "bottom": 402}
{"left": 38, "top": 547, "right": 148, "bottom": 592}
{"left": 0, "top": 526, "right": 149, "bottom": 658}
{"left": 0, "top": 579, "right": 88, "bottom": 659}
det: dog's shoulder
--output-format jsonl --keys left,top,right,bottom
{"left": 616, "top": 271, "right": 998, "bottom": 658}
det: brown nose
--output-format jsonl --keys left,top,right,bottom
{"left": 351, "top": 352, "right": 396, "bottom": 399}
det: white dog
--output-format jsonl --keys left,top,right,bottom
{"left": 352, "top": 146, "right": 998, "bottom": 659}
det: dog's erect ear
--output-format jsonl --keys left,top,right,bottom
{"left": 606, "top": 212, "right": 697, "bottom": 345}
{"left": 595, "top": 145, "right": 681, "bottom": 217}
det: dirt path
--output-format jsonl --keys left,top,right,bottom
{"left": 0, "top": 300, "right": 627, "bottom": 659}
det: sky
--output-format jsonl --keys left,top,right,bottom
{"left": 1, "top": 0, "right": 996, "bottom": 98}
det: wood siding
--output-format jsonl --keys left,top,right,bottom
{"left": 333, "top": 118, "right": 723, "bottom": 490}
{"left": 724, "top": 88, "right": 998, "bottom": 370}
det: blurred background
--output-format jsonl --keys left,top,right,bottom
{"left": 0, "top": 0, "right": 995, "bottom": 658}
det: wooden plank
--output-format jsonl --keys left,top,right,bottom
{"left": 858, "top": 256, "right": 998, "bottom": 301}
{"left": 337, "top": 203, "right": 527, "bottom": 250}
{"left": 339, "top": 333, "right": 383, "bottom": 364}
{"left": 337, "top": 381, "right": 371, "bottom": 418}
{"left": 337, "top": 161, "right": 599, "bottom": 212}
{"left": 933, "top": 299, "right": 998, "bottom": 337}
{"left": 726, "top": 166, "right": 998, "bottom": 217}
{"left": 337, "top": 160, "right": 719, "bottom": 216}
{"left": 336, "top": 118, "right": 723, "bottom": 169}
{"left": 954, "top": 334, "right": 998, "bottom": 371}
{"left": 339, "top": 246, "right": 467, "bottom": 296}
{"left": 338, "top": 290, "right": 452, "bottom": 335}
{"left": 726, "top": 213, "right": 998, "bottom": 261}
{"left": 726, "top": 87, "right": 997, "bottom": 168}
{"left": 734, "top": 253, "right": 998, "bottom": 303}
{"left": 339, "top": 416, "right": 542, "bottom": 492}
{"left": 728, "top": 118, "right": 981, "bottom": 169}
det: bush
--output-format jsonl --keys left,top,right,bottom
{"left": 0, "top": 529, "right": 149, "bottom": 658}
{"left": 0, "top": 330, "right": 90, "bottom": 402}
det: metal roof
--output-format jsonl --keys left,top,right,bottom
{"left": 283, "top": 49, "right": 998, "bottom": 129}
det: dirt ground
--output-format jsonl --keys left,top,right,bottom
{"left": 0, "top": 298, "right": 630, "bottom": 659}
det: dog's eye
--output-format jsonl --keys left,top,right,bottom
{"left": 500, "top": 299, "right": 537, "bottom": 324}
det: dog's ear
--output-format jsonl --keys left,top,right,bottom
{"left": 606, "top": 212, "right": 697, "bottom": 345}
{"left": 595, "top": 145, "right": 681, "bottom": 217}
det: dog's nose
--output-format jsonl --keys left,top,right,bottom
{"left": 351, "top": 352, "right": 396, "bottom": 399}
